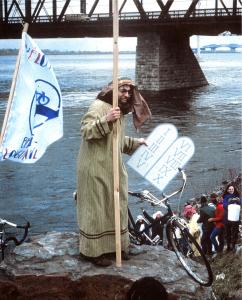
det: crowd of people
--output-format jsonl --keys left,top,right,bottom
{"left": 182, "top": 183, "right": 241, "bottom": 256}
{"left": 133, "top": 181, "right": 241, "bottom": 257}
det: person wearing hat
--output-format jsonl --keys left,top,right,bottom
{"left": 183, "top": 203, "right": 201, "bottom": 256}
{"left": 76, "top": 78, "right": 151, "bottom": 266}
{"left": 134, "top": 215, "right": 150, "bottom": 243}
{"left": 135, "top": 215, "right": 149, "bottom": 233}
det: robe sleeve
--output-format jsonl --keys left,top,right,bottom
{"left": 81, "top": 109, "right": 113, "bottom": 140}
{"left": 122, "top": 136, "right": 140, "bottom": 155}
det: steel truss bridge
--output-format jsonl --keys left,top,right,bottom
{"left": 0, "top": 0, "right": 241, "bottom": 38}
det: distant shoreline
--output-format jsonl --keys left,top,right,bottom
{"left": 0, "top": 49, "right": 241, "bottom": 56}
{"left": 0, "top": 49, "right": 135, "bottom": 56}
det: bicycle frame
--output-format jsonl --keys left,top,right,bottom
{"left": 128, "top": 169, "right": 187, "bottom": 244}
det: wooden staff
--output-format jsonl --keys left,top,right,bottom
{"left": 112, "top": 0, "right": 122, "bottom": 267}
{"left": 0, "top": 23, "right": 29, "bottom": 145}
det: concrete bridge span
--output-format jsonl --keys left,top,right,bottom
{"left": 0, "top": 1, "right": 241, "bottom": 91}
{"left": 136, "top": 31, "right": 208, "bottom": 91}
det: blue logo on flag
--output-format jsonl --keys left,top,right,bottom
{"left": 29, "top": 79, "right": 61, "bottom": 135}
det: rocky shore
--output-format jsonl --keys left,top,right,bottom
{"left": 0, "top": 231, "right": 241, "bottom": 299}
{"left": 0, "top": 231, "right": 213, "bottom": 300}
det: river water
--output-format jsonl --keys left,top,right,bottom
{"left": 0, "top": 52, "right": 241, "bottom": 234}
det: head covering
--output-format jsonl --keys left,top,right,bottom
{"left": 136, "top": 215, "right": 144, "bottom": 222}
{"left": 152, "top": 211, "right": 162, "bottom": 219}
{"left": 183, "top": 204, "right": 196, "bottom": 219}
{"left": 97, "top": 77, "right": 151, "bottom": 129}
{"left": 208, "top": 202, "right": 216, "bottom": 208}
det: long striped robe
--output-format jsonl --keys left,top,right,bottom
{"left": 76, "top": 99, "right": 140, "bottom": 257}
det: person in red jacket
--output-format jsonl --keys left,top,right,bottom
{"left": 208, "top": 197, "right": 225, "bottom": 253}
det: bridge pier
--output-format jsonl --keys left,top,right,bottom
{"left": 135, "top": 31, "right": 208, "bottom": 91}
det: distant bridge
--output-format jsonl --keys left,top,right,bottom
{"left": 192, "top": 43, "right": 242, "bottom": 52}
{"left": 201, "top": 43, "right": 242, "bottom": 51}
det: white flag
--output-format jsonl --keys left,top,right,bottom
{"left": 0, "top": 32, "right": 63, "bottom": 163}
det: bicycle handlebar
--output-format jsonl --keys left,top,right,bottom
{"left": 128, "top": 168, "right": 187, "bottom": 207}
{"left": 0, "top": 218, "right": 17, "bottom": 227}
{"left": 128, "top": 191, "right": 142, "bottom": 198}
{"left": 161, "top": 169, "right": 187, "bottom": 201}
{"left": 1, "top": 219, "right": 30, "bottom": 246}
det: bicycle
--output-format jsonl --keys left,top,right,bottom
{"left": 128, "top": 169, "right": 213, "bottom": 287}
{"left": 0, "top": 217, "right": 30, "bottom": 261}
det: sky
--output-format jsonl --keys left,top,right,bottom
{"left": 0, "top": 35, "right": 241, "bottom": 52}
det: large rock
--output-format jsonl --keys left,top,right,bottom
{"left": 0, "top": 231, "right": 213, "bottom": 299}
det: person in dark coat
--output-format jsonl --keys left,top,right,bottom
{"left": 134, "top": 215, "right": 151, "bottom": 243}
{"left": 197, "top": 195, "right": 215, "bottom": 255}
{"left": 143, "top": 210, "right": 164, "bottom": 245}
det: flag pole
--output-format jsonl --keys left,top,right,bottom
{"left": 112, "top": 0, "right": 122, "bottom": 267}
{"left": 0, "top": 23, "right": 29, "bottom": 145}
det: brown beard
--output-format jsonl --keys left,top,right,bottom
{"left": 118, "top": 98, "right": 133, "bottom": 115}
{"left": 97, "top": 90, "right": 133, "bottom": 114}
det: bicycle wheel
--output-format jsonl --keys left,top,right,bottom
{"left": 166, "top": 219, "right": 213, "bottom": 286}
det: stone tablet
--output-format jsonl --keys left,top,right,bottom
{"left": 127, "top": 123, "right": 178, "bottom": 177}
{"left": 127, "top": 124, "right": 195, "bottom": 191}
